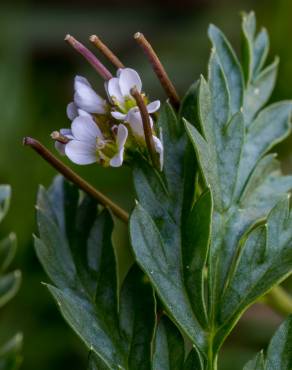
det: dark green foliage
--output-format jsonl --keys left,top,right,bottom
{"left": 35, "top": 11, "right": 292, "bottom": 370}
{"left": 243, "top": 316, "right": 292, "bottom": 370}
{"left": 35, "top": 176, "right": 156, "bottom": 369}
{"left": 0, "top": 186, "right": 22, "bottom": 370}
{"left": 130, "top": 11, "right": 292, "bottom": 368}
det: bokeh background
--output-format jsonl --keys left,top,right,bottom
{"left": 0, "top": 0, "right": 292, "bottom": 369}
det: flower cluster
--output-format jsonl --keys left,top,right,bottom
{"left": 54, "top": 67, "right": 163, "bottom": 169}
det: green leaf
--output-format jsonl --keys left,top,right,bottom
{"left": 36, "top": 176, "right": 156, "bottom": 369}
{"left": 131, "top": 11, "right": 292, "bottom": 369}
{"left": 183, "top": 349, "right": 204, "bottom": 370}
{"left": 0, "top": 185, "right": 22, "bottom": 369}
{"left": 186, "top": 10, "right": 292, "bottom": 358}
{"left": 244, "top": 57, "right": 279, "bottom": 124}
{"left": 0, "top": 271, "right": 21, "bottom": 309}
{"left": 208, "top": 24, "right": 244, "bottom": 114}
{"left": 87, "top": 351, "right": 109, "bottom": 370}
{"left": 0, "top": 334, "right": 23, "bottom": 370}
{"left": 131, "top": 102, "right": 209, "bottom": 359}
{"left": 152, "top": 316, "right": 185, "bottom": 370}
{"left": 0, "top": 233, "right": 17, "bottom": 273}
{"left": 179, "top": 81, "right": 199, "bottom": 127}
{"left": 182, "top": 190, "right": 212, "bottom": 327}
{"left": 241, "top": 11, "right": 277, "bottom": 124}
{"left": 243, "top": 352, "right": 265, "bottom": 370}
{"left": 243, "top": 316, "right": 292, "bottom": 369}
{"left": 242, "top": 11, "right": 269, "bottom": 84}
{"left": 0, "top": 186, "right": 11, "bottom": 224}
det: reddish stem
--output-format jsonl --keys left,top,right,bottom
{"left": 23, "top": 137, "right": 129, "bottom": 223}
{"left": 65, "top": 34, "right": 113, "bottom": 81}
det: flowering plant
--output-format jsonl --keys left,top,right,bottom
{"left": 24, "top": 11, "right": 292, "bottom": 370}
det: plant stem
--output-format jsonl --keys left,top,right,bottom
{"left": 65, "top": 35, "right": 113, "bottom": 80}
{"left": 261, "top": 285, "right": 292, "bottom": 316}
{"left": 23, "top": 137, "right": 129, "bottom": 223}
{"left": 51, "top": 131, "right": 69, "bottom": 144}
{"left": 134, "top": 32, "right": 180, "bottom": 110}
{"left": 130, "top": 87, "right": 160, "bottom": 171}
{"left": 89, "top": 35, "right": 125, "bottom": 70}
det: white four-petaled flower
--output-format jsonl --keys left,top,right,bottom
{"left": 66, "top": 76, "right": 107, "bottom": 120}
{"left": 105, "top": 68, "right": 163, "bottom": 168}
{"left": 56, "top": 68, "right": 163, "bottom": 169}
{"left": 56, "top": 116, "right": 128, "bottom": 167}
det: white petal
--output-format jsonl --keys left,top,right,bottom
{"left": 65, "top": 140, "right": 97, "bottom": 165}
{"left": 147, "top": 100, "right": 161, "bottom": 113}
{"left": 60, "top": 128, "right": 73, "bottom": 139}
{"left": 71, "top": 116, "right": 103, "bottom": 142}
{"left": 126, "top": 108, "right": 144, "bottom": 137}
{"left": 116, "top": 68, "right": 123, "bottom": 77}
{"left": 74, "top": 78, "right": 106, "bottom": 114}
{"left": 153, "top": 136, "right": 164, "bottom": 170}
{"left": 126, "top": 108, "right": 153, "bottom": 138}
{"left": 111, "top": 111, "right": 127, "bottom": 121}
{"left": 74, "top": 75, "right": 91, "bottom": 87}
{"left": 118, "top": 68, "right": 142, "bottom": 96}
{"left": 116, "top": 124, "right": 128, "bottom": 149}
{"left": 106, "top": 78, "right": 124, "bottom": 104}
{"left": 55, "top": 141, "right": 66, "bottom": 155}
{"left": 110, "top": 147, "right": 125, "bottom": 167}
{"left": 77, "top": 109, "right": 92, "bottom": 118}
{"left": 67, "top": 102, "right": 78, "bottom": 120}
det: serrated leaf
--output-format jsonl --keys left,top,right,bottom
{"left": 242, "top": 11, "right": 269, "bottom": 83}
{"left": 244, "top": 57, "right": 279, "bottom": 124}
{"left": 36, "top": 176, "right": 156, "bottom": 369}
{"left": 131, "top": 11, "right": 292, "bottom": 369}
{"left": 208, "top": 24, "right": 244, "bottom": 114}
{"left": 46, "top": 285, "right": 124, "bottom": 368}
{"left": 241, "top": 11, "right": 274, "bottom": 124}
{"left": 130, "top": 203, "right": 204, "bottom": 349}
{"left": 185, "top": 10, "right": 292, "bottom": 359}
{"left": 243, "top": 316, "right": 292, "bottom": 369}
{"left": 131, "top": 102, "right": 209, "bottom": 360}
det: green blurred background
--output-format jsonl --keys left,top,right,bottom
{"left": 0, "top": 0, "right": 292, "bottom": 369}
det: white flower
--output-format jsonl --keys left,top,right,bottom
{"left": 67, "top": 76, "right": 107, "bottom": 120}
{"left": 106, "top": 68, "right": 162, "bottom": 168}
{"left": 106, "top": 68, "right": 160, "bottom": 119}
{"left": 56, "top": 116, "right": 128, "bottom": 167}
